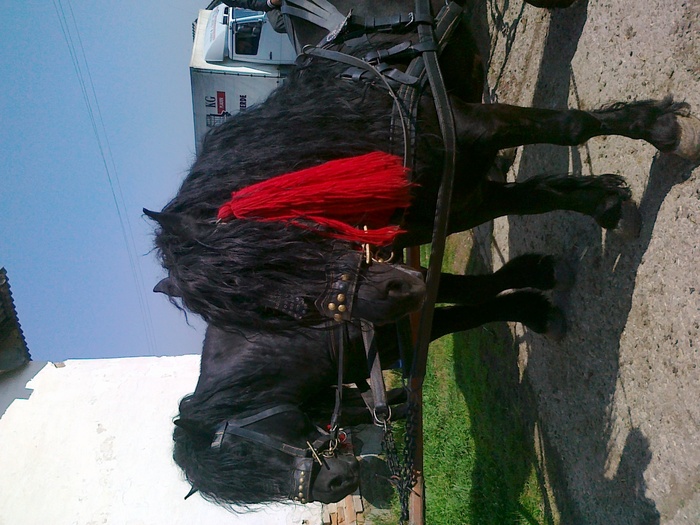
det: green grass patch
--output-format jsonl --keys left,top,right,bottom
{"left": 379, "top": 240, "right": 550, "bottom": 524}
{"left": 423, "top": 329, "right": 546, "bottom": 524}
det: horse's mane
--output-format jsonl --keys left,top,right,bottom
{"left": 153, "top": 63, "right": 395, "bottom": 332}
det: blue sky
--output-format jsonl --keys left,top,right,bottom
{"left": 1, "top": 1, "right": 208, "bottom": 361}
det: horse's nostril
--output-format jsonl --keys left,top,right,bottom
{"left": 386, "top": 280, "right": 408, "bottom": 295}
{"left": 330, "top": 477, "right": 343, "bottom": 489}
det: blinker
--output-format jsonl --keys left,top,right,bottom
{"left": 314, "top": 251, "right": 364, "bottom": 322}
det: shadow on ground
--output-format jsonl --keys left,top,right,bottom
{"left": 458, "top": 0, "right": 700, "bottom": 522}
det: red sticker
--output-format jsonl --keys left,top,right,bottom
{"left": 217, "top": 91, "right": 226, "bottom": 114}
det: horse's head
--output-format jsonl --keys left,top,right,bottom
{"left": 150, "top": 226, "right": 426, "bottom": 329}
{"left": 172, "top": 325, "right": 361, "bottom": 506}
{"left": 315, "top": 253, "right": 426, "bottom": 326}
{"left": 173, "top": 403, "right": 360, "bottom": 505}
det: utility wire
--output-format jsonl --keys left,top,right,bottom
{"left": 52, "top": 0, "right": 159, "bottom": 355}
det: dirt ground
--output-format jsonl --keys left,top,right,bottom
{"left": 460, "top": 1, "right": 699, "bottom": 523}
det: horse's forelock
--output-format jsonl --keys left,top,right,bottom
{"left": 156, "top": 221, "right": 345, "bottom": 332}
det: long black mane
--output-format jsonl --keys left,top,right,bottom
{"left": 153, "top": 60, "right": 429, "bottom": 332}
{"left": 173, "top": 325, "right": 337, "bottom": 507}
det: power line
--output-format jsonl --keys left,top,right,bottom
{"left": 52, "top": 0, "right": 159, "bottom": 355}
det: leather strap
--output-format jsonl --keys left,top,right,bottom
{"left": 410, "top": 0, "right": 457, "bottom": 385}
{"left": 327, "top": 322, "right": 347, "bottom": 437}
{"left": 281, "top": 0, "right": 348, "bottom": 33}
{"left": 314, "top": 250, "right": 364, "bottom": 323}
{"left": 361, "top": 320, "right": 390, "bottom": 422}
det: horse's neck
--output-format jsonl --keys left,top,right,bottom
{"left": 196, "top": 325, "right": 336, "bottom": 404}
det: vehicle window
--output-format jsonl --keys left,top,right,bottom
{"left": 235, "top": 21, "right": 262, "bottom": 56}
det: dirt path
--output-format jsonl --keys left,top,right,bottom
{"left": 463, "top": 1, "right": 700, "bottom": 523}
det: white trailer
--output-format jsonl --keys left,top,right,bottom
{"left": 190, "top": 4, "right": 297, "bottom": 153}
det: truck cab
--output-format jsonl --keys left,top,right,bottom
{"left": 190, "top": 3, "right": 297, "bottom": 153}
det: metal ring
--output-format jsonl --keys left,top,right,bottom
{"left": 372, "top": 405, "right": 392, "bottom": 427}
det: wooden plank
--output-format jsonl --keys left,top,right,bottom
{"left": 344, "top": 493, "right": 357, "bottom": 525}
{"left": 352, "top": 494, "right": 364, "bottom": 513}
{"left": 406, "top": 246, "right": 425, "bottom": 525}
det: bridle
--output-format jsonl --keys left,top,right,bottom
{"left": 209, "top": 404, "right": 336, "bottom": 503}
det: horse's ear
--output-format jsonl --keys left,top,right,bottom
{"left": 174, "top": 418, "right": 213, "bottom": 449}
{"left": 143, "top": 208, "right": 199, "bottom": 239}
{"left": 154, "top": 277, "right": 182, "bottom": 298}
{"left": 184, "top": 486, "right": 199, "bottom": 500}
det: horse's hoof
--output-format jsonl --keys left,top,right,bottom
{"left": 673, "top": 115, "right": 700, "bottom": 162}
{"left": 553, "top": 259, "right": 576, "bottom": 292}
{"left": 544, "top": 307, "right": 567, "bottom": 342}
{"left": 614, "top": 200, "right": 642, "bottom": 240}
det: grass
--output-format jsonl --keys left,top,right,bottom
{"left": 375, "top": 237, "right": 550, "bottom": 524}
{"left": 423, "top": 330, "right": 547, "bottom": 524}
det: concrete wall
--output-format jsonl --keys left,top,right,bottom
{"left": 0, "top": 356, "right": 321, "bottom": 525}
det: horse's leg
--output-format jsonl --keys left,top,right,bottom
{"left": 430, "top": 291, "right": 566, "bottom": 341}
{"left": 447, "top": 173, "right": 640, "bottom": 234}
{"left": 434, "top": 253, "right": 573, "bottom": 304}
{"left": 453, "top": 97, "right": 700, "bottom": 161}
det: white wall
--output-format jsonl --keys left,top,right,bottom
{"left": 0, "top": 356, "right": 321, "bottom": 525}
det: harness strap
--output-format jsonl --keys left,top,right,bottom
{"left": 221, "top": 424, "right": 311, "bottom": 457}
{"left": 281, "top": 0, "right": 348, "bottom": 33}
{"left": 327, "top": 322, "right": 347, "bottom": 439}
{"left": 390, "top": 1, "right": 463, "bottom": 168}
{"left": 361, "top": 320, "right": 390, "bottom": 421}
{"left": 224, "top": 404, "right": 300, "bottom": 428}
{"left": 410, "top": 0, "right": 457, "bottom": 386}
{"left": 341, "top": 63, "right": 421, "bottom": 87}
{"left": 282, "top": 0, "right": 421, "bottom": 48}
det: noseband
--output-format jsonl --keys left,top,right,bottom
{"left": 210, "top": 404, "right": 335, "bottom": 503}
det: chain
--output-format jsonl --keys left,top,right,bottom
{"left": 381, "top": 388, "right": 420, "bottom": 524}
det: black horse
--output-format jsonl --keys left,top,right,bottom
{"left": 146, "top": 0, "right": 700, "bottom": 509}
{"left": 166, "top": 252, "right": 573, "bottom": 506}
{"left": 147, "top": 2, "right": 699, "bottom": 334}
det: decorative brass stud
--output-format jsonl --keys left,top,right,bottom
{"left": 333, "top": 314, "right": 342, "bottom": 322}
{"left": 301, "top": 498, "right": 306, "bottom": 504}
{"left": 341, "top": 274, "right": 350, "bottom": 281}
{"left": 336, "top": 293, "right": 346, "bottom": 303}
{"left": 298, "top": 491, "right": 304, "bottom": 498}
{"left": 338, "top": 305, "right": 347, "bottom": 313}
{"left": 328, "top": 303, "right": 337, "bottom": 311}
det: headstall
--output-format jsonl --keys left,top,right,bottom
{"left": 209, "top": 404, "right": 336, "bottom": 503}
